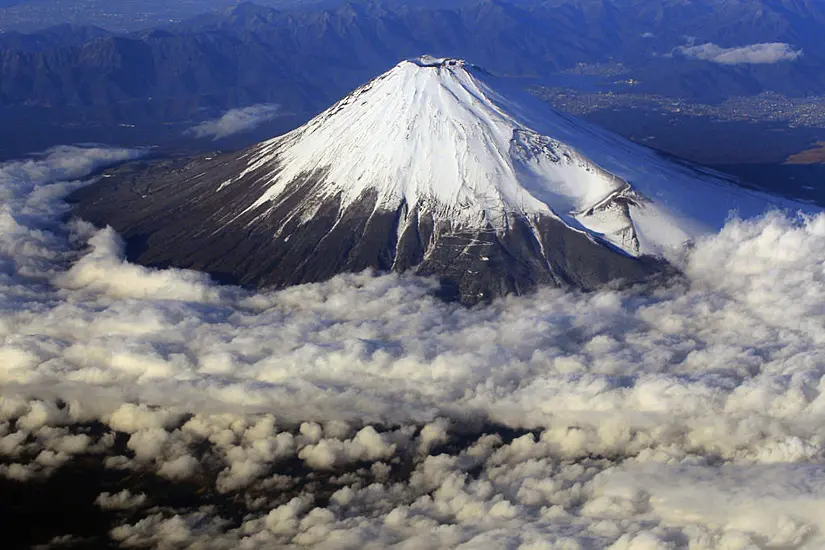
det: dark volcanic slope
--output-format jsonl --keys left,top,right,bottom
{"left": 70, "top": 153, "right": 661, "bottom": 304}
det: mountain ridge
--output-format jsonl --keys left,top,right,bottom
{"left": 3, "top": 0, "right": 825, "bottom": 121}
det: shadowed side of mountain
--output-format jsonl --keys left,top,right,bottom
{"left": 70, "top": 153, "right": 661, "bottom": 304}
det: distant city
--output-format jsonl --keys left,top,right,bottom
{"left": 534, "top": 87, "right": 825, "bottom": 129}
{"left": 0, "top": 0, "right": 222, "bottom": 31}
{"left": 0, "top": 0, "right": 327, "bottom": 32}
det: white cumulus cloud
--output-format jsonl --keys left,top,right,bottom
{"left": 676, "top": 42, "right": 803, "bottom": 64}
{"left": 187, "top": 104, "right": 282, "bottom": 140}
{"left": 3, "top": 146, "right": 825, "bottom": 548}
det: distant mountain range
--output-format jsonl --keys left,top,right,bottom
{"left": 1, "top": 0, "right": 824, "bottom": 164}
{"left": 2, "top": 0, "right": 825, "bottom": 118}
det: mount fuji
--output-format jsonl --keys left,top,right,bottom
{"left": 71, "top": 56, "right": 809, "bottom": 303}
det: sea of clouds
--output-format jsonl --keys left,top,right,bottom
{"left": 3, "top": 146, "right": 825, "bottom": 548}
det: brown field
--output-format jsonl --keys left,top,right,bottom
{"left": 786, "top": 141, "right": 825, "bottom": 164}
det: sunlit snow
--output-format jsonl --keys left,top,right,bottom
{"left": 225, "top": 57, "right": 810, "bottom": 259}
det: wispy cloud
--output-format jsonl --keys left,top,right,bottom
{"left": 676, "top": 42, "right": 803, "bottom": 64}
{"left": 187, "top": 104, "right": 282, "bottom": 140}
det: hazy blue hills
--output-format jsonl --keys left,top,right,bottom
{"left": 0, "top": 0, "right": 823, "bottom": 155}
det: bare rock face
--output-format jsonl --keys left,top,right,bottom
{"left": 70, "top": 57, "right": 794, "bottom": 303}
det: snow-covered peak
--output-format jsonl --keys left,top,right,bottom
{"left": 244, "top": 55, "right": 571, "bottom": 224}
{"left": 239, "top": 58, "right": 632, "bottom": 245}
{"left": 227, "top": 57, "right": 812, "bottom": 258}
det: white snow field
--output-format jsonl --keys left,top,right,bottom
{"left": 220, "top": 56, "right": 810, "bottom": 259}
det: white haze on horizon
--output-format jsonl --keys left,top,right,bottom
{"left": 3, "top": 146, "right": 825, "bottom": 548}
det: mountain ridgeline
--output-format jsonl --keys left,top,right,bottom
{"left": 69, "top": 57, "right": 808, "bottom": 303}
{"left": 1, "top": 0, "right": 825, "bottom": 130}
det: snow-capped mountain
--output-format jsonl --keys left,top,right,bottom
{"left": 71, "top": 56, "right": 809, "bottom": 303}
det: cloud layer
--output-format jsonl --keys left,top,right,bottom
{"left": 676, "top": 42, "right": 803, "bottom": 64}
{"left": 2, "top": 147, "right": 825, "bottom": 548}
{"left": 187, "top": 104, "right": 282, "bottom": 140}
